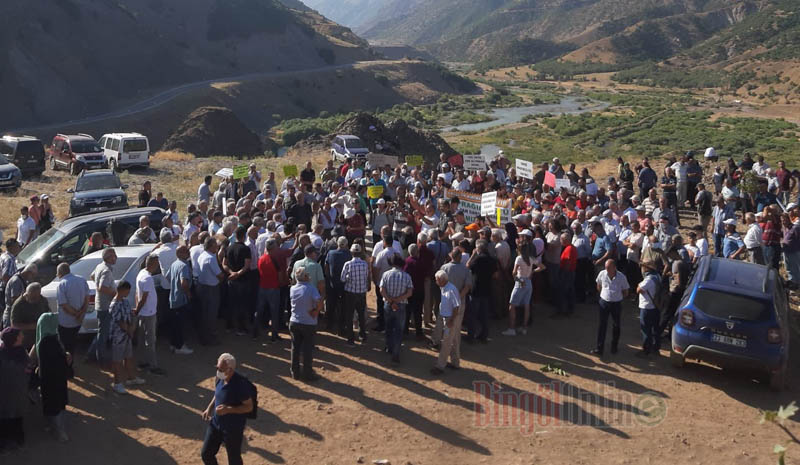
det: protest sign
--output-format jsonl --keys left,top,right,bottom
{"left": 282, "top": 165, "right": 298, "bottom": 177}
{"left": 444, "top": 189, "right": 512, "bottom": 224}
{"left": 544, "top": 171, "right": 556, "bottom": 188}
{"left": 367, "top": 185, "right": 384, "bottom": 199}
{"left": 233, "top": 165, "right": 249, "bottom": 180}
{"left": 555, "top": 178, "right": 571, "bottom": 191}
{"left": 586, "top": 182, "right": 598, "bottom": 196}
{"left": 215, "top": 168, "right": 233, "bottom": 179}
{"left": 368, "top": 153, "right": 398, "bottom": 168}
{"left": 463, "top": 154, "right": 486, "bottom": 171}
{"left": 515, "top": 159, "right": 534, "bottom": 179}
{"left": 405, "top": 155, "right": 424, "bottom": 167}
{"left": 481, "top": 191, "right": 497, "bottom": 216}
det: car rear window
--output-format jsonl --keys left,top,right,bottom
{"left": 123, "top": 139, "right": 148, "bottom": 152}
{"left": 693, "top": 288, "right": 771, "bottom": 321}
{"left": 76, "top": 175, "right": 121, "bottom": 191}
{"left": 15, "top": 140, "right": 45, "bottom": 157}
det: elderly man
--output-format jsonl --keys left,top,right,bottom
{"left": 56, "top": 262, "right": 89, "bottom": 355}
{"left": 3, "top": 263, "right": 37, "bottom": 329}
{"left": 288, "top": 192, "right": 313, "bottom": 231}
{"left": 341, "top": 243, "right": 370, "bottom": 346}
{"left": 198, "top": 175, "right": 212, "bottom": 204}
{"left": 81, "top": 231, "right": 107, "bottom": 256}
{"left": 255, "top": 238, "right": 283, "bottom": 342}
{"left": 403, "top": 243, "right": 427, "bottom": 340}
{"left": 430, "top": 270, "right": 462, "bottom": 375}
{"left": 380, "top": 255, "right": 414, "bottom": 364}
{"left": 11, "top": 282, "right": 49, "bottom": 349}
{"left": 289, "top": 266, "right": 323, "bottom": 381}
{"left": 743, "top": 212, "right": 765, "bottom": 265}
{"left": 133, "top": 215, "right": 157, "bottom": 243}
{"left": 591, "top": 259, "right": 629, "bottom": 357}
{"left": 201, "top": 353, "right": 254, "bottom": 465}
{"left": 136, "top": 255, "right": 165, "bottom": 376}
{"left": 88, "top": 248, "right": 117, "bottom": 363}
{"left": 153, "top": 229, "right": 179, "bottom": 320}
{"left": 198, "top": 237, "right": 226, "bottom": 346}
{"left": 169, "top": 245, "right": 194, "bottom": 355}
{"left": 326, "top": 237, "right": 351, "bottom": 334}
{"left": 223, "top": 226, "right": 252, "bottom": 336}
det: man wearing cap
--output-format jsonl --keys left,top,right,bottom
{"left": 722, "top": 219, "right": 746, "bottom": 259}
{"left": 341, "top": 243, "right": 370, "bottom": 346}
{"left": 743, "top": 212, "right": 765, "bottom": 265}
{"left": 325, "top": 237, "right": 351, "bottom": 333}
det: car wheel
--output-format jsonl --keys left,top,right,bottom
{"left": 69, "top": 161, "right": 80, "bottom": 176}
{"left": 49, "top": 157, "right": 57, "bottom": 171}
{"left": 669, "top": 348, "right": 684, "bottom": 368}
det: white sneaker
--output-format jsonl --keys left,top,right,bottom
{"left": 174, "top": 345, "right": 194, "bottom": 355}
{"left": 501, "top": 328, "right": 517, "bottom": 336}
{"left": 125, "top": 377, "right": 146, "bottom": 386}
{"left": 113, "top": 383, "right": 128, "bottom": 395}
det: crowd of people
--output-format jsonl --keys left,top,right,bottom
{"left": 1, "top": 148, "right": 799, "bottom": 461}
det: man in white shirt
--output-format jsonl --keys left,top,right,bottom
{"left": 344, "top": 160, "right": 364, "bottom": 184}
{"left": 637, "top": 262, "right": 661, "bottom": 356}
{"left": 671, "top": 156, "right": 689, "bottom": 207}
{"left": 16, "top": 206, "right": 36, "bottom": 247}
{"left": 743, "top": 212, "right": 765, "bottom": 265}
{"left": 451, "top": 170, "right": 471, "bottom": 191}
{"left": 752, "top": 155, "right": 770, "bottom": 177}
{"left": 592, "top": 259, "right": 629, "bottom": 356}
{"left": 135, "top": 255, "right": 164, "bottom": 375}
{"left": 197, "top": 175, "right": 212, "bottom": 203}
{"left": 430, "top": 271, "right": 461, "bottom": 375}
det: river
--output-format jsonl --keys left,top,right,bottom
{"left": 439, "top": 96, "right": 609, "bottom": 133}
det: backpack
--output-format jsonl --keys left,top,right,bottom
{"left": 241, "top": 375, "right": 259, "bottom": 419}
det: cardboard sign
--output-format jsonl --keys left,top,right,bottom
{"left": 463, "top": 154, "right": 486, "bottom": 171}
{"left": 368, "top": 153, "right": 399, "bottom": 168}
{"left": 586, "top": 182, "right": 598, "bottom": 196}
{"left": 282, "top": 165, "right": 298, "bottom": 177}
{"left": 405, "top": 155, "right": 424, "bottom": 167}
{"left": 516, "top": 159, "right": 534, "bottom": 180}
{"left": 555, "top": 178, "right": 571, "bottom": 191}
{"left": 481, "top": 191, "right": 497, "bottom": 216}
{"left": 444, "top": 188, "right": 511, "bottom": 224}
{"left": 215, "top": 168, "right": 233, "bottom": 179}
{"left": 232, "top": 165, "right": 249, "bottom": 180}
{"left": 367, "top": 185, "right": 384, "bottom": 199}
{"left": 447, "top": 154, "right": 463, "bottom": 168}
{"left": 544, "top": 170, "right": 556, "bottom": 188}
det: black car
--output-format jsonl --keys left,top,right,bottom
{"left": 0, "top": 135, "right": 46, "bottom": 177}
{"left": 15, "top": 207, "right": 165, "bottom": 285}
{"left": 68, "top": 169, "right": 129, "bottom": 217}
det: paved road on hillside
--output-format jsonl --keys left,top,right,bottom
{"left": 3, "top": 60, "right": 399, "bottom": 134}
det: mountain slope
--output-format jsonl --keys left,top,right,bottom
{"left": 0, "top": 0, "right": 373, "bottom": 129}
{"left": 299, "top": 0, "right": 400, "bottom": 32}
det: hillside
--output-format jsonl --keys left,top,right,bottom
{"left": 0, "top": 0, "right": 374, "bottom": 129}
{"left": 300, "top": 0, "right": 400, "bottom": 32}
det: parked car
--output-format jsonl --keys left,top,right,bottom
{"left": 68, "top": 169, "right": 129, "bottom": 217}
{"left": 331, "top": 135, "right": 369, "bottom": 161}
{"left": 98, "top": 133, "right": 150, "bottom": 171}
{"left": 15, "top": 206, "right": 165, "bottom": 285}
{"left": 40, "top": 245, "right": 153, "bottom": 334}
{"left": 49, "top": 134, "right": 107, "bottom": 174}
{"left": 0, "top": 155, "right": 22, "bottom": 190}
{"left": 0, "top": 135, "right": 46, "bottom": 177}
{"left": 670, "top": 256, "right": 790, "bottom": 390}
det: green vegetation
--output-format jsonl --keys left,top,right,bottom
{"left": 612, "top": 63, "right": 756, "bottom": 90}
{"left": 531, "top": 60, "right": 640, "bottom": 81}
{"left": 473, "top": 39, "right": 575, "bottom": 72}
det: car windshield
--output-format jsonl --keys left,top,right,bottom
{"left": 693, "top": 288, "right": 770, "bottom": 321}
{"left": 71, "top": 140, "right": 103, "bottom": 153}
{"left": 76, "top": 174, "right": 121, "bottom": 191}
{"left": 0, "top": 156, "right": 7, "bottom": 165}
{"left": 345, "top": 139, "right": 365, "bottom": 149}
{"left": 16, "top": 227, "right": 66, "bottom": 264}
{"left": 69, "top": 256, "right": 136, "bottom": 280}
{"left": 123, "top": 139, "right": 147, "bottom": 152}
{"left": 15, "top": 140, "right": 45, "bottom": 157}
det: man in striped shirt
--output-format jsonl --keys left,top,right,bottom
{"left": 380, "top": 255, "right": 413, "bottom": 364}
{"left": 340, "top": 244, "right": 370, "bottom": 346}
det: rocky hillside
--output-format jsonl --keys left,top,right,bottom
{"left": 0, "top": 0, "right": 374, "bottom": 129}
{"left": 161, "top": 107, "right": 266, "bottom": 157}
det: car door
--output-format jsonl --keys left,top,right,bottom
{"left": 52, "top": 139, "right": 65, "bottom": 166}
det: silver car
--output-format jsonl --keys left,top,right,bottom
{"left": 0, "top": 154, "right": 22, "bottom": 190}
{"left": 41, "top": 245, "right": 154, "bottom": 334}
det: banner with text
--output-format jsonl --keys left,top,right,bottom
{"left": 368, "top": 153, "right": 399, "bottom": 168}
{"left": 233, "top": 165, "right": 249, "bottom": 180}
{"left": 463, "top": 154, "right": 486, "bottom": 171}
{"left": 405, "top": 155, "right": 424, "bottom": 167}
{"left": 444, "top": 189, "right": 512, "bottom": 225}
{"left": 515, "top": 159, "right": 534, "bottom": 179}
{"left": 481, "top": 191, "right": 497, "bottom": 216}
{"left": 282, "top": 165, "right": 298, "bottom": 177}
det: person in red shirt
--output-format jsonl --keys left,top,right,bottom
{"left": 255, "top": 238, "right": 283, "bottom": 342}
{"left": 557, "top": 232, "right": 578, "bottom": 317}
{"left": 775, "top": 160, "right": 796, "bottom": 205}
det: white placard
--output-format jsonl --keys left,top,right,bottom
{"left": 463, "top": 154, "right": 486, "bottom": 171}
{"left": 215, "top": 168, "right": 233, "bottom": 178}
{"left": 586, "top": 182, "right": 598, "bottom": 196}
{"left": 515, "top": 159, "right": 534, "bottom": 179}
{"left": 555, "top": 178, "right": 571, "bottom": 191}
{"left": 367, "top": 153, "right": 399, "bottom": 168}
{"left": 481, "top": 191, "right": 497, "bottom": 216}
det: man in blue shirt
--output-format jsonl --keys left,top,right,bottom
{"left": 722, "top": 219, "right": 746, "bottom": 259}
{"left": 169, "top": 245, "right": 194, "bottom": 355}
{"left": 289, "top": 266, "right": 322, "bottom": 381}
{"left": 325, "top": 237, "right": 351, "bottom": 333}
{"left": 201, "top": 353, "right": 253, "bottom": 465}
{"left": 197, "top": 237, "right": 226, "bottom": 346}
{"left": 591, "top": 220, "right": 616, "bottom": 277}
{"left": 56, "top": 262, "right": 89, "bottom": 355}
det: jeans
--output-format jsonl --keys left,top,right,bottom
{"left": 168, "top": 305, "right": 187, "bottom": 349}
{"left": 640, "top": 307, "right": 660, "bottom": 354}
{"left": 764, "top": 244, "right": 782, "bottom": 269}
{"left": 558, "top": 270, "right": 575, "bottom": 315}
{"left": 201, "top": 423, "right": 244, "bottom": 465}
{"left": 785, "top": 250, "right": 800, "bottom": 283}
{"left": 374, "top": 287, "right": 385, "bottom": 330}
{"left": 468, "top": 295, "right": 490, "bottom": 341}
{"left": 289, "top": 322, "right": 315, "bottom": 377}
{"left": 254, "top": 288, "right": 281, "bottom": 339}
{"left": 326, "top": 286, "right": 345, "bottom": 331}
{"left": 713, "top": 233, "right": 725, "bottom": 257}
{"left": 87, "top": 310, "right": 111, "bottom": 362}
{"left": 57, "top": 325, "right": 81, "bottom": 356}
{"left": 343, "top": 291, "right": 367, "bottom": 343}
{"left": 137, "top": 314, "right": 158, "bottom": 368}
{"left": 596, "top": 299, "right": 621, "bottom": 353}
{"left": 198, "top": 284, "right": 220, "bottom": 344}
{"left": 405, "top": 290, "right": 424, "bottom": 335}
{"left": 383, "top": 303, "right": 406, "bottom": 359}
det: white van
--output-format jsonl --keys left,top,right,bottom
{"left": 98, "top": 133, "right": 150, "bottom": 171}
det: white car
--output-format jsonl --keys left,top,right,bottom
{"left": 98, "top": 132, "right": 150, "bottom": 171}
{"left": 41, "top": 245, "right": 154, "bottom": 334}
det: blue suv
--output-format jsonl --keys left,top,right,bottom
{"left": 671, "top": 256, "right": 789, "bottom": 390}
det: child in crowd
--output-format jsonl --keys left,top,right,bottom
{"left": 109, "top": 281, "right": 145, "bottom": 394}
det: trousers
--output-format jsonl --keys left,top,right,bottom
{"left": 289, "top": 322, "right": 315, "bottom": 377}
{"left": 343, "top": 291, "right": 367, "bottom": 343}
{"left": 596, "top": 299, "right": 621, "bottom": 353}
{"left": 201, "top": 423, "right": 243, "bottom": 465}
{"left": 436, "top": 299, "right": 465, "bottom": 369}
{"left": 136, "top": 314, "right": 158, "bottom": 368}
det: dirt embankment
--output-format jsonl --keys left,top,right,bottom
{"left": 161, "top": 107, "right": 266, "bottom": 157}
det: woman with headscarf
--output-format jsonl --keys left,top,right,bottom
{"left": 0, "top": 327, "right": 29, "bottom": 452}
{"left": 33, "top": 313, "right": 71, "bottom": 442}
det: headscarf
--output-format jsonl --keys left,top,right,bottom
{"left": 0, "top": 327, "right": 27, "bottom": 363}
{"left": 35, "top": 313, "right": 60, "bottom": 358}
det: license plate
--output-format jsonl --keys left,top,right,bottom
{"left": 90, "top": 207, "right": 105, "bottom": 212}
{"left": 712, "top": 333, "right": 747, "bottom": 348}
{"left": 128, "top": 154, "right": 139, "bottom": 159}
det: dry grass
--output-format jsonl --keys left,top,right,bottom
{"left": 151, "top": 151, "right": 195, "bottom": 162}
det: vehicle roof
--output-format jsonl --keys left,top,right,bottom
{"left": 57, "top": 207, "right": 166, "bottom": 231}
{"left": 78, "top": 169, "right": 117, "bottom": 178}
{"left": 338, "top": 135, "right": 362, "bottom": 140}
{"left": 101, "top": 133, "right": 147, "bottom": 139}
{"left": 2, "top": 135, "right": 40, "bottom": 142}
{"left": 81, "top": 244, "right": 154, "bottom": 261}
{"left": 58, "top": 134, "right": 96, "bottom": 142}
{"left": 697, "top": 256, "right": 774, "bottom": 298}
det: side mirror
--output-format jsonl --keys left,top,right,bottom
{"left": 122, "top": 184, "right": 129, "bottom": 189}
{"left": 66, "top": 188, "right": 74, "bottom": 193}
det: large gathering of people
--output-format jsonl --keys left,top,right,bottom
{"left": 1, "top": 148, "right": 799, "bottom": 461}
